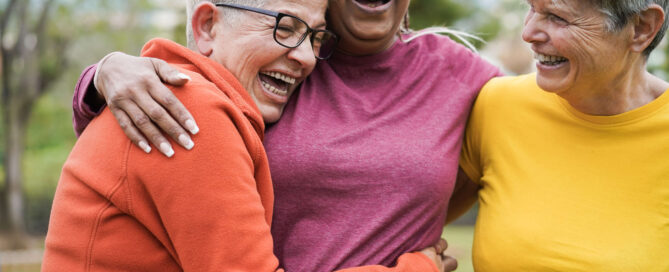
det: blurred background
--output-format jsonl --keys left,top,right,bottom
{"left": 0, "top": 0, "right": 668, "bottom": 271}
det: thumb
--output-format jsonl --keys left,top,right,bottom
{"left": 151, "top": 58, "right": 190, "bottom": 86}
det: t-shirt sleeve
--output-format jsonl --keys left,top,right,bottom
{"left": 73, "top": 64, "right": 106, "bottom": 137}
{"left": 460, "top": 78, "right": 497, "bottom": 184}
{"left": 453, "top": 44, "right": 504, "bottom": 98}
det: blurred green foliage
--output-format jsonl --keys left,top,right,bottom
{"left": 409, "top": 0, "right": 504, "bottom": 48}
{"left": 0, "top": 0, "right": 185, "bottom": 235}
{"left": 409, "top": 0, "right": 472, "bottom": 29}
{"left": 23, "top": 93, "right": 76, "bottom": 233}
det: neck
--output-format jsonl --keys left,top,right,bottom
{"left": 335, "top": 35, "right": 398, "bottom": 57}
{"left": 560, "top": 65, "right": 668, "bottom": 116}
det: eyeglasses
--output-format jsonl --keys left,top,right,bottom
{"left": 216, "top": 3, "right": 338, "bottom": 60}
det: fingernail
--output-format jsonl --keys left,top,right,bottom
{"left": 177, "top": 73, "right": 191, "bottom": 81}
{"left": 178, "top": 134, "right": 194, "bottom": 150}
{"left": 138, "top": 141, "right": 152, "bottom": 154}
{"left": 160, "top": 142, "right": 174, "bottom": 158}
{"left": 185, "top": 119, "right": 199, "bottom": 135}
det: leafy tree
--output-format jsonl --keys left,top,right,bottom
{"left": 0, "top": 0, "right": 184, "bottom": 248}
{"left": 0, "top": 0, "right": 69, "bottom": 249}
{"left": 408, "top": 0, "right": 503, "bottom": 49}
{"left": 409, "top": 0, "right": 472, "bottom": 30}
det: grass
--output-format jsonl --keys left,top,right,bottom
{"left": 442, "top": 225, "right": 475, "bottom": 272}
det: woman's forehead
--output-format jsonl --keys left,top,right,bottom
{"left": 528, "top": 0, "right": 589, "bottom": 15}
{"left": 265, "top": 0, "right": 327, "bottom": 23}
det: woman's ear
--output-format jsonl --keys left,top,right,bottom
{"left": 191, "top": 2, "right": 220, "bottom": 56}
{"left": 631, "top": 4, "right": 665, "bottom": 53}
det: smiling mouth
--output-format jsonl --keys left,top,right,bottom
{"left": 535, "top": 53, "right": 568, "bottom": 66}
{"left": 354, "top": 0, "right": 391, "bottom": 8}
{"left": 259, "top": 71, "right": 296, "bottom": 96}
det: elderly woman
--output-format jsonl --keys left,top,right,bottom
{"left": 455, "top": 0, "right": 669, "bottom": 270}
{"left": 42, "top": 0, "right": 444, "bottom": 271}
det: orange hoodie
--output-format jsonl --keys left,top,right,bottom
{"left": 42, "top": 38, "right": 437, "bottom": 272}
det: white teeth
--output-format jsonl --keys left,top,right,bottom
{"left": 262, "top": 81, "right": 288, "bottom": 96}
{"left": 534, "top": 53, "right": 567, "bottom": 64}
{"left": 261, "top": 71, "right": 296, "bottom": 85}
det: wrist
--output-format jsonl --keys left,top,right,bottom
{"left": 93, "top": 51, "right": 122, "bottom": 96}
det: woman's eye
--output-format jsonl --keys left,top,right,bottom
{"left": 547, "top": 14, "right": 567, "bottom": 25}
{"left": 275, "top": 26, "right": 296, "bottom": 39}
{"left": 277, "top": 25, "right": 295, "bottom": 32}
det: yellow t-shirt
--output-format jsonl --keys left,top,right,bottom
{"left": 460, "top": 74, "right": 669, "bottom": 271}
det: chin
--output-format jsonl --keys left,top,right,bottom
{"left": 349, "top": 21, "right": 395, "bottom": 40}
{"left": 535, "top": 76, "right": 569, "bottom": 94}
{"left": 260, "top": 107, "right": 284, "bottom": 124}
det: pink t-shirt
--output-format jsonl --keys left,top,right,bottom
{"left": 266, "top": 34, "right": 500, "bottom": 271}
{"left": 72, "top": 33, "right": 500, "bottom": 272}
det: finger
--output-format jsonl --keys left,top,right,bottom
{"left": 151, "top": 58, "right": 190, "bottom": 86}
{"left": 116, "top": 101, "right": 175, "bottom": 158}
{"left": 418, "top": 247, "right": 439, "bottom": 261}
{"left": 442, "top": 255, "right": 458, "bottom": 272}
{"left": 146, "top": 80, "right": 199, "bottom": 135}
{"left": 434, "top": 238, "right": 448, "bottom": 255}
{"left": 109, "top": 107, "right": 152, "bottom": 154}
{"left": 132, "top": 88, "right": 194, "bottom": 151}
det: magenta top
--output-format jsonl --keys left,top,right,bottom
{"left": 72, "top": 34, "right": 500, "bottom": 272}
{"left": 72, "top": 64, "right": 102, "bottom": 136}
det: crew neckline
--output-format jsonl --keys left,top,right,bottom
{"left": 328, "top": 34, "right": 412, "bottom": 65}
{"left": 554, "top": 86, "right": 669, "bottom": 126}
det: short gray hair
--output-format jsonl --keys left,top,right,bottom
{"left": 594, "top": 0, "right": 669, "bottom": 56}
{"left": 186, "top": 0, "right": 266, "bottom": 49}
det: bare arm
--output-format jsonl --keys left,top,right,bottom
{"left": 445, "top": 167, "right": 480, "bottom": 225}
{"left": 73, "top": 52, "right": 196, "bottom": 157}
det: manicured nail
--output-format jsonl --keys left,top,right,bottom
{"left": 185, "top": 119, "right": 199, "bottom": 135}
{"left": 138, "top": 141, "right": 152, "bottom": 154}
{"left": 178, "top": 134, "right": 194, "bottom": 150}
{"left": 159, "top": 142, "right": 174, "bottom": 158}
{"left": 177, "top": 73, "right": 191, "bottom": 81}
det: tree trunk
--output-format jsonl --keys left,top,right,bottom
{"left": 0, "top": 184, "right": 7, "bottom": 231}
{"left": 0, "top": 0, "right": 61, "bottom": 249}
{"left": 2, "top": 100, "right": 29, "bottom": 249}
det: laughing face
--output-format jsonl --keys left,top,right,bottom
{"left": 209, "top": 0, "right": 327, "bottom": 123}
{"left": 522, "top": 0, "right": 633, "bottom": 96}
{"left": 327, "top": 0, "right": 410, "bottom": 55}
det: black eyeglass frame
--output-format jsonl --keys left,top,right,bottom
{"left": 215, "top": 3, "right": 338, "bottom": 60}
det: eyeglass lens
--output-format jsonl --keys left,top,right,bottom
{"left": 275, "top": 15, "right": 336, "bottom": 59}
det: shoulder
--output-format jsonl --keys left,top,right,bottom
{"left": 480, "top": 73, "right": 538, "bottom": 99}
{"left": 161, "top": 68, "right": 258, "bottom": 154}
{"left": 169, "top": 68, "right": 246, "bottom": 122}
{"left": 474, "top": 73, "right": 552, "bottom": 121}
{"left": 406, "top": 32, "right": 490, "bottom": 64}
{"left": 405, "top": 32, "right": 501, "bottom": 84}
{"left": 127, "top": 72, "right": 258, "bottom": 183}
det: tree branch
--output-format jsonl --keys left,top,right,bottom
{"left": 13, "top": 0, "right": 27, "bottom": 55}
